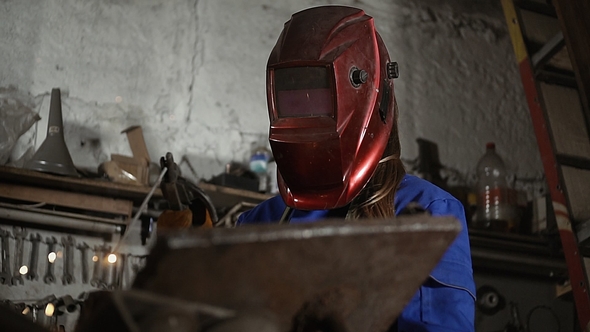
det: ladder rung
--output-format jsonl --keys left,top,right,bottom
{"left": 519, "top": 10, "right": 561, "bottom": 46}
{"left": 515, "top": 0, "right": 557, "bottom": 17}
{"left": 532, "top": 31, "right": 565, "bottom": 69}
{"left": 556, "top": 154, "right": 590, "bottom": 170}
{"left": 536, "top": 69, "right": 578, "bottom": 88}
{"left": 540, "top": 83, "right": 590, "bottom": 160}
{"left": 576, "top": 219, "right": 590, "bottom": 248}
{"left": 561, "top": 166, "right": 590, "bottom": 223}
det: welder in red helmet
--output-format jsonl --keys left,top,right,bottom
{"left": 238, "top": 5, "right": 475, "bottom": 331}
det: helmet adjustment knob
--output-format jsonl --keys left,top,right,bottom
{"left": 387, "top": 62, "right": 399, "bottom": 79}
{"left": 350, "top": 68, "right": 368, "bottom": 87}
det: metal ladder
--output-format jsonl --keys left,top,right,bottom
{"left": 500, "top": 0, "right": 590, "bottom": 329}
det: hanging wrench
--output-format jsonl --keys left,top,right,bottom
{"left": 77, "top": 242, "right": 90, "bottom": 284}
{"left": 43, "top": 237, "right": 57, "bottom": 284}
{"left": 90, "top": 245, "right": 105, "bottom": 288}
{"left": 101, "top": 245, "right": 113, "bottom": 290}
{"left": 11, "top": 227, "right": 27, "bottom": 286}
{"left": 108, "top": 253, "right": 127, "bottom": 290}
{"left": 116, "top": 253, "right": 128, "bottom": 289}
{"left": 107, "top": 254, "right": 118, "bottom": 290}
{"left": 0, "top": 229, "right": 12, "bottom": 285}
{"left": 26, "top": 233, "right": 42, "bottom": 281}
{"left": 26, "top": 233, "right": 41, "bottom": 280}
{"left": 61, "top": 236, "right": 75, "bottom": 285}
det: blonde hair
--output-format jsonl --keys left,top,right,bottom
{"left": 347, "top": 102, "right": 405, "bottom": 219}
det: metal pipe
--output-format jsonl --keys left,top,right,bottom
{"left": 0, "top": 207, "right": 121, "bottom": 234}
{"left": 0, "top": 202, "right": 124, "bottom": 225}
{"left": 471, "top": 247, "right": 567, "bottom": 270}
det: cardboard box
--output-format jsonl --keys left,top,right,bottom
{"left": 121, "top": 126, "right": 151, "bottom": 163}
{"left": 111, "top": 154, "right": 148, "bottom": 185}
{"left": 108, "top": 125, "right": 151, "bottom": 185}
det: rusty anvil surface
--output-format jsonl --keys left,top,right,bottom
{"left": 134, "top": 214, "right": 461, "bottom": 331}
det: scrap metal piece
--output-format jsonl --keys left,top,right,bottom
{"left": 133, "top": 215, "right": 461, "bottom": 332}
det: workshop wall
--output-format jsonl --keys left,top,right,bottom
{"left": 1, "top": 0, "right": 543, "bottom": 188}
{"left": 0, "top": 0, "right": 556, "bottom": 331}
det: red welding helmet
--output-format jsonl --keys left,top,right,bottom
{"left": 267, "top": 6, "right": 398, "bottom": 210}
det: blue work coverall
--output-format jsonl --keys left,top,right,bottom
{"left": 237, "top": 174, "right": 476, "bottom": 331}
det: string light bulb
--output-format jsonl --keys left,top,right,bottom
{"left": 107, "top": 253, "right": 117, "bottom": 264}
{"left": 45, "top": 303, "right": 55, "bottom": 317}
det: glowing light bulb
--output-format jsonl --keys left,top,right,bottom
{"left": 22, "top": 306, "right": 30, "bottom": 315}
{"left": 92, "top": 255, "right": 98, "bottom": 262}
{"left": 19, "top": 265, "right": 28, "bottom": 275}
{"left": 107, "top": 254, "right": 117, "bottom": 264}
{"left": 45, "top": 303, "right": 55, "bottom": 317}
{"left": 48, "top": 252, "right": 57, "bottom": 263}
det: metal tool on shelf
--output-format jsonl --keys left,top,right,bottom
{"left": 159, "top": 152, "right": 218, "bottom": 225}
{"left": 61, "top": 235, "right": 75, "bottom": 285}
{"left": 11, "top": 227, "right": 27, "bottom": 286}
{"left": 90, "top": 245, "right": 104, "bottom": 288}
{"left": 43, "top": 237, "right": 57, "bottom": 284}
{"left": 26, "top": 233, "right": 42, "bottom": 281}
{"left": 0, "top": 229, "right": 12, "bottom": 284}
{"left": 77, "top": 242, "right": 90, "bottom": 284}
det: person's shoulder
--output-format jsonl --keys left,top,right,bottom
{"left": 396, "top": 174, "right": 462, "bottom": 213}
{"left": 237, "top": 195, "right": 286, "bottom": 225}
{"left": 398, "top": 174, "right": 455, "bottom": 199}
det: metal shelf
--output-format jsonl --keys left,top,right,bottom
{"left": 469, "top": 229, "right": 567, "bottom": 280}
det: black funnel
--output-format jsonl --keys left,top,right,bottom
{"left": 25, "top": 88, "right": 79, "bottom": 177}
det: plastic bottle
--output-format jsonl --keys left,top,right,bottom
{"left": 474, "top": 142, "right": 517, "bottom": 232}
{"left": 249, "top": 148, "right": 271, "bottom": 193}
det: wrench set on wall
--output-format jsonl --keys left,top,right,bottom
{"left": 0, "top": 227, "right": 146, "bottom": 289}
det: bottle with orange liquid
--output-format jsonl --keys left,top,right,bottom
{"left": 473, "top": 142, "right": 518, "bottom": 232}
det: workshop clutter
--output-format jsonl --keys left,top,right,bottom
{"left": 3, "top": 293, "right": 85, "bottom": 331}
{"left": 405, "top": 138, "right": 541, "bottom": 235}
{"left": 207, "top": 147, "right": 277, "bottom": 195}
{"left": 0, "top": 226, "right": 146, "bottom": 289}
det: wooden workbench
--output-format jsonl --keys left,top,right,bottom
{"left": 0, "top": 165, "right": 165, "bottom": 233}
